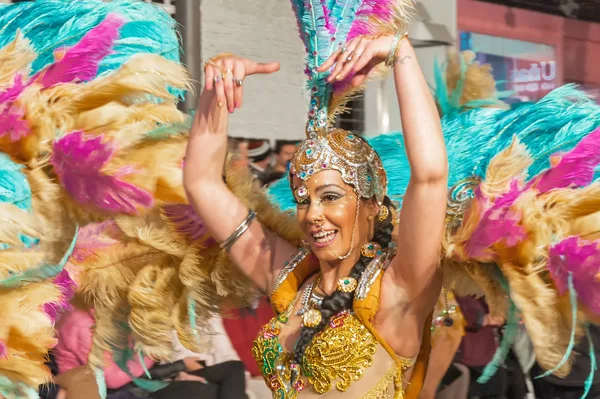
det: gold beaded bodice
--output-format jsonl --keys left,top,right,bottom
{"left": 252, "top": 304, "right": 413, "bottom": 398}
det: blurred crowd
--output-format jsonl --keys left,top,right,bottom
{"left": 227, "top": 138, "right": 299, "bottom": 187}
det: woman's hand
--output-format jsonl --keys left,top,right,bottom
{"left": 184, "top": 54, "right": 279, "bottom": 188}
{"left": 175, "top": 371, "right": 207, "bottom": 383}
{"left": 316, "top": 34, "right": 395, "bottom": 87}
{"left": 203, "top": 54, "right": 280, "bottom": 114}
{"left": 183, "top": 357, "right": 204, "bottom": 372}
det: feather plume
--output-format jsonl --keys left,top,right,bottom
{"left": 529, "top": 127, "right": 600, "bottom": 194}
{"left": 34, "top": 13, "right": 125, "bottom": 88}
{"left": 548, "top": 238, "right": 600, "bottom": 315}
{"left": 70, "top": 54, "right": 189, "bottom": 111}
{"left": 128, "top": 265, "right": 182, "bottom": 360}
{"left": 288, "top": 0, "right": 414, "bottom": 123}
{"left": 161, "top": 204, "right": 208, "bottom": 242}
{"left": 328, "top": 0, "right": 414, "bottom": 118}
{"left": 115, "top": 211, "right": 188, "bottom": 258}
{"left": 0, "top": 0, "right": 181, "bottom": 77}
{"left": 51, "top": 130, "right": 154, "bottom": 215}
{"left": 0, "top": 31, "right": 35, "bottom": 88}
{"left": 0, "top": 203, "right": 40, "bottom": 247}
{"left": 436, "top": 49, "right": 508, "bottom": 116}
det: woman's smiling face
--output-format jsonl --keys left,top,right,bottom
{"left": 293, "top": 170, "right": 377, "bottom": 263}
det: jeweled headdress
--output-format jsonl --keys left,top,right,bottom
{"left": 289, "top": 0, "right": 414, "bottom": 203}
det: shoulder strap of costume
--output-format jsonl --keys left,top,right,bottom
{"left": 270, "top": 250, "right": 320, "bottom": 314}
{"left": 352, "top": 248, "right": 433, "bottom": 396}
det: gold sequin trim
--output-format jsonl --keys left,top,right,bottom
{"left": 361, "top": 363, "right": 401, "bottom": 399}
{"left": 304, "top": 312, "right": 377, "bottom": 393}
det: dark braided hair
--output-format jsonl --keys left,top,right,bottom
{"left": 291, "top": 195, "right": 396, "bottom": 374}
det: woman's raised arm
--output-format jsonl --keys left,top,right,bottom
{"left": 317, "top": 35, "right": 447, "bottom": 298}
{"left": 183, "top": 54, "right": 299, "bottom": 294}
{"left": 389, "top": 39, "right": 447, "bottom": 297}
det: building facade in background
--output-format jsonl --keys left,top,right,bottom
{"left": 3, "top": 0, "right": 598, "bottom": 138}
{"left": 458, "top": 0, "right": 600, "bottom": 103}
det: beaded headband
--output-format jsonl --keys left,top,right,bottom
{"left": 290, "top": 129, "right": 387, "bottom": 204}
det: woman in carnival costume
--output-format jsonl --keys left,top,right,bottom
{"left": 185, "top": 1, "right": 600, "bottom": 398}
{"left": 0, "top": 1, "right": 190, "bottom": 397}
{"left": 3, "top": 1, "right": 600, "bottom": 399}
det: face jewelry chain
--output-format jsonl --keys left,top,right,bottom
{"left": 326, "top": 197, "right": 360, "bottom": 260}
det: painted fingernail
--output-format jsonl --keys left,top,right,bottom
{"left": 218, "top": 102, "right": 223, "bottom": 107}
{"left": 336, "top": 74, "right": 342, "bottom": 81}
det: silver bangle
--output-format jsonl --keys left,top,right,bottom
{"left": 219, "top": 209, "right": 257, "bottom": 251}
{"left": 385, "top": 31, "right": 408, "bottom": 68}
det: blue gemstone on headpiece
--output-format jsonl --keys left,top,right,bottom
{"left": 308, "top": 168, "right": 314, "bottom": 175}
{"left": 367, "top": 175, "right": 372, "bottom": 182}
{"left": 300, "top": 171, "right": 307, "bottom": 179}
{"left": 306, "top": 148, "right": 313, "bottom": 155}
{"left": 347, "top": 134, "right": 354, "bottom": 140}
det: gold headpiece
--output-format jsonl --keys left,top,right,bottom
{"left": 290, "top": 129, "right": 387, "bottom": 204}
{"left": 286, "top": 0, "right": 413, "bottom": 206}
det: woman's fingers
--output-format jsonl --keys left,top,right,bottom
{"left": 327, "top": 38, "right": 362, "bottom": 83}
{"left": 212, "top": 62, "right": 225, "bottom": 108}
{"left": 233, "top": 60, "right": 245, "bottom": 109}
{"left": 334, "top": 41, "right": 368, "bottom": 82}
{"left": 204, "top": 64, "right": 215, "bottom": 91}
{"left": 316, "top": 49, "right": 342, "bottom": 72}
{"left": 221, "top": 59, "right": 235, "bottom": 113}
{"left": 246, "top": 60, "right": 281, "bottom": 75}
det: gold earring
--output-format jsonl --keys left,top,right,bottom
{"left": 378, "top": 205, "right": 389, "bottom": 222}
{"left": 367, "top": 215, "right": 374, "bottom": 221}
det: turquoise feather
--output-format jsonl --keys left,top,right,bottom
{"left": 268, "top": 85, "right": 600, "bottom": 211}
{"left": 0, "top": 153, "right": 36, "bottom": 250}
{"left": 536, "top": 273, "right": 578, "bottom": 379}
{"left": 583, "top": 326, "right": 597, "bottom": 398}
{"left": 0, "top": 225, "right": 78, "bottom": 288}
{"left": 0, "top": 0, "right": 180, "bottom": 77}
{"left": 0, "top": 375, "right": 39, "bottom": 399}
{"left": 477, "top": 298, "right": 519, "bottom": 383}
{"left": 0, "top": 153, "right": 32, "bottom": 212}
{"left": 94, "top": 367, "right": 108, "bottom": 399}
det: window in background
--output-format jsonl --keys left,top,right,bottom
{"left": 460, "top": 31, "right": 557, "bottom": 104}
{"left": 336, "top": 95, "right": 366, "bottom": 135}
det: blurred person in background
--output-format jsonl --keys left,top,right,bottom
{"left": 246, "top": 138, "right": 273, "bottom": 184}
{"left": 53, "top": 299, "right": 224, "bottom": 399}
{"left": 149, "top": 316, "right": 247, "bottom": 399}
{"left": 227, "top": 137, "right": 249, "bottom": 170}
{"left": 261, "top": 139, "right": 298, "bottom": 183}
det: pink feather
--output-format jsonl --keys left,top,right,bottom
{"left": 0, "top": 341, "right": 5, "bottom": 359}
{"left": 347, "top": 0, "right": 396, "bottom": 41}
{"left": 465, "top": 181, "right": 527, "bottom": 259}
{"left": 70, "top": 221, "right": 123, "bottom": 263}
{"left": 43, "top": 269, "right": 77, "bottom": 323}
{"left": 34, "top": 13, "right": 124, "bottom": 88}
{"left": 322, "top": 0, "right": 334, "bottom": 33}
{"left": 548, "top": 237, "right": 600, "bottom": 315}
{"left": 0, "top": 74, "right": 31, "bottom": 141}
{"left": 0, "top": 105, "right": 29, "bottom": 141}
{"left": 51, "top": 131, "right": 153, "bottom": 214}
{"left": 0, "top": 74, "right": 27, "bottom": 103}
{"left": 529, "top": 128, "right": 600, "bottom": 194}
{"left": 162, "top": 204, "right": 208, "bottom": 241}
